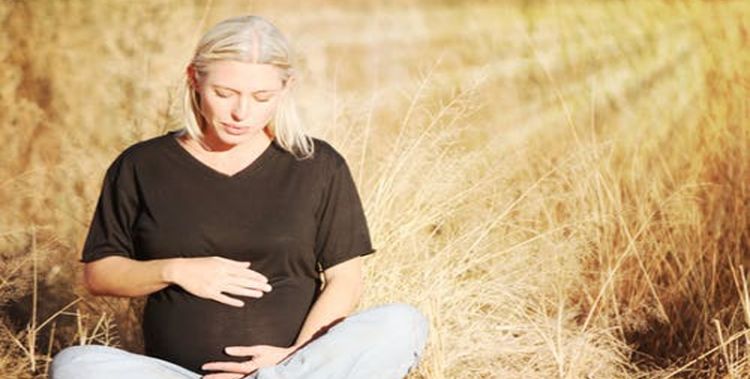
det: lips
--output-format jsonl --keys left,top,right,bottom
{"left": 222, "top": 122, "right": 250, "bottom": 135}
{"left": 223, "top": 122, "right": 247, "bottom": 129}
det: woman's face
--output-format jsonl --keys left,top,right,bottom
{"left": 192, "top": 60, "right": 287, "bottom": 147}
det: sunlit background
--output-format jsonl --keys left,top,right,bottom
{"left": 1, "top": 0, "right": 749, "bottom": 377}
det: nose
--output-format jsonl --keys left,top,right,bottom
{"left": 231, "top": 96, "right": 251, "bottom": 121}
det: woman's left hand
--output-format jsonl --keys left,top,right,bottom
{"left": 201, "top": 344, "right": 297, "bottom": 379}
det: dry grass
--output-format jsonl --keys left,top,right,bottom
{"left": 1, "top": 0, "right": 749, "bottom": 378}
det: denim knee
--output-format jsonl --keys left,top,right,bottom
{"left": 51, "top": 345, "right": 124, "bottom": 373}
{"left": 364, "top": 303, "right": 430, "bottom": 376}
{"left": 52, "top": 345, "right": 92, "bottom": 368}
{"left": 371, "top": 303, "right": 430, "bottom": 349}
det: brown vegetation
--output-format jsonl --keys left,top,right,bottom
{"left": 1, "top": 0, "right": 748, "bottom": 378}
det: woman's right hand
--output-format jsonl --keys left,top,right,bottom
{"left": 165, "top": 256, "right": 273, "bottom": 307}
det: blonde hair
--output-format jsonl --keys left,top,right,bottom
{"left": 178, "top": 15, "right": 314, "bottom": 160}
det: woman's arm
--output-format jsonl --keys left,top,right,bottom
{"left": 83, "top": 256, "right": 177, "bottom": 297}
{"left": 290, "top": 256, "right": 365, "bottom": 350}
{"left": 83, "top": 255, "right": 272, "bottom": 305}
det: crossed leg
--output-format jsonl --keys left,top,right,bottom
{"left": 50, "top": 302, "right": 429, "bottom": 379}
{"left": 247, "top": 302, "right": 429, "bottom": 379}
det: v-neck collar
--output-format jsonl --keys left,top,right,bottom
{"left": 165, "top": 130, "right": 281, "bottom": 181}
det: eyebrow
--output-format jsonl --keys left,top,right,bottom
{"left": 213, "top": 85, "right": 280, "bottom": 94}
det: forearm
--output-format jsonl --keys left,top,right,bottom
{"left": 83, "top": 256, "right": 177, "bottom": 297}
{"left": 291, "top": 279, "right": 362, "bottom": 349}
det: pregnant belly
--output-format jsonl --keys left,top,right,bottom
{"left": 142, "top": 277, "right": 318, "bottom": 375}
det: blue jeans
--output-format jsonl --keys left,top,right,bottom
{"left": 50, "top": 303, "right": 429, "bottom": 379}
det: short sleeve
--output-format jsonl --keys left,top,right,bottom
{"left": 79, "top": 155, "right": 140, "bottom": 263}
{"left": 314, "top": 159, "right": 376, "bottom": 272}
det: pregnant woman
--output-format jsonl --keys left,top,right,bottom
{"left": 50, "top": 14, "right": 429, "bottom": 379}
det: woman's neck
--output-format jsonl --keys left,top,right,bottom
{"left": 179, "top": 126, "right": 273, "bottom": 162}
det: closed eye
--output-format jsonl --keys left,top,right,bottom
{"left": 215, "top": 90, "right": 233, "bottom": 98}
{"left": 254, "top": 95, "right": 273, "bottom": 102}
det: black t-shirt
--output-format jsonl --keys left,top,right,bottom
{"left": 80, "top": 130, "right": 376, "bottom": 374}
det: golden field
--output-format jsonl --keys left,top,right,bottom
{"left": 1, "top": 0, "right": 749, "bottom": 378}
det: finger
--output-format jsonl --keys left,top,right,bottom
{"left": 214, "top": 293, "right": 244, "bottom": 307}
{"left": 230, "top": 267, "right": 269, "bottom": 284}
{"left": 202, "top": 361, "right": 253, "bottom": 373}
{"left": 229, "top": 275, "right": 273, "bottom": 293}
{"left": 227, "top": 277, "right": 273, "bottom": 293}
{"left": 215, "top": 256, "right": 251, "bottom": 267}
{"left": 223, "top": 284, "right": 265, "bottom": 298}
{"left": 225, "top": 345, "right": 259, "bottom": 356}
{"left": 202, "top": 373, "right": 245, "bottom": 379}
